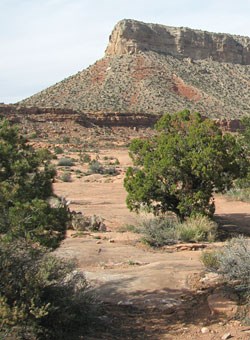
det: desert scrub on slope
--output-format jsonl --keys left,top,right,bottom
{"left": 57, "top": 157, "right": 75, "bottom": 166}
{"left": 88, "top": 159, "right": 118, "bottom": 176}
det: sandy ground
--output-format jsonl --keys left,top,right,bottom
{"left": 54, "top": 146, "right": 250, "bottom": 339}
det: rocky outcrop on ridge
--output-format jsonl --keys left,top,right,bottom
{"left": 19, "top": 20, "right": 250, "bottom": 119}
{"left": 106, "top": 19, "right": 250, "bottom": 65}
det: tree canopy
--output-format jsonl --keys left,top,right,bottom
{"left": 0, "top": 119, "right": 69, "bottom": 248}
{"left": 0, "top": 120, "right": 94, "bottom": 340}
{"left": 124, "top": 110, "right": 248, "bottom": 220}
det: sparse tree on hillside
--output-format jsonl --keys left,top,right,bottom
{"left": 124, "top": 110, "right": 248, "bottom": 220}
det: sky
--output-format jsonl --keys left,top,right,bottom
{"left": 1, "top": 0, "right": 250, "bottom": 104}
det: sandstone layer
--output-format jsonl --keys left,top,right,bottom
{"left": 106, "top": 19, "right": 250, "bottom": 65}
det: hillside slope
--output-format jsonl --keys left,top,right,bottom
{"left": 20, "top": 19, "right": 250, "bottom": 119}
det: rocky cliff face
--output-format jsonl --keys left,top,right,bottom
{"left": 105, "top": 19, "right": 250, "bottom": 65}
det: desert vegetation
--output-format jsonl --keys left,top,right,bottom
{"left": 1, "top": 110, "right": 250, "bottom": 339}
{"left": 0, "top": 119, "right": 95, "bottom": 339}
{"left": 224, "top": 116, "right": 250, "bottom": 202}
{"left": 124, "top": 110, "right": 248, "bottom": 220}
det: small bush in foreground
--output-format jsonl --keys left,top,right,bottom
{"left": 215, "top": 236, "right": 250, "bottom": 286}
{"left": 0, "top": 240, "right": 95, "bottom": 340}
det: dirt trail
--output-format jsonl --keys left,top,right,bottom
{"left": 54, "top": 147, "right": 250, "bottom": 339}
{"left": 215, "top": 195, "right": 250, "bottom": 236}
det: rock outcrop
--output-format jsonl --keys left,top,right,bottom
{"left": 19, "top": 20, "right": 250, "bottom": 119}
{"left": 106, "top": 19, "right": 250, "bottom": 65}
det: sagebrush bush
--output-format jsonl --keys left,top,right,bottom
{"left": 0, "top": 240, "right": 95, "bottom": 339}
{"left": 175, "top": 215, "right": 217, "bottom": 242}
{"left": 57, "top": 158, "right": 75, "bottom": 166}
{"left": 88, "top": 160, "right": 104, "bottom": 174}
{"left": 140, "top": 217, "right": 177, "bottom": 247}
{"left": 54, "top": 146, "right": 64, "bottom": 154}
{"left": 215, "top": 236, "right": 250, "bottom": 285}
{"left": 60, "top": 171, "right": 72, "bottom": 182}
{"left": 139, "top": 214, "right": 217, "bottom": 247}
{"left": 80, "top": 153, "right": 91, "bottom": 163}
{"left": 71, "top": 212, "right": 106, "bottom": 232}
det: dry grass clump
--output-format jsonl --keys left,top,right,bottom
{"left": 138, "top": 214, "right": 218, "bottom": 247}
{"left": 175, "top": 215, "right": 217, "bottom": 243}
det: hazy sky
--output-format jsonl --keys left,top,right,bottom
{"left": 1, "top": 0, "right": 250, "bottom": 104}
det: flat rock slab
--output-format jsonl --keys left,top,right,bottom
{"left": 56, "top": 236, "right": 203, "bottom": 307}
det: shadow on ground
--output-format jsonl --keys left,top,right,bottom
{"left": 86, "top": 277, "right": 220, "bottom": 339}
{"left": 215, "top": 213, "right": 250, "bottom": 239}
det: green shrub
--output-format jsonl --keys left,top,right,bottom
{"left": 0, "top": 240, "right": 95, "bottom": 339}
{"left": 80, "top": 153, "right": 91, "bottom": 163}
{"left": 60, "top": 171, "right": 72, "bottom": 182}
{"left": 88, "top": 160, "right": 104, "bottom": 174}
{"left": 54, "top": 146, "right": 64, "bottom": 154}
{"left": 124, "top": 110, "right": 248, "bottom": 220}
{"left": 215, "top": 236, "right": 250, "bottom": 285}
{"left": 138, "top": 214, "right": 217, "bottom": 247}
{"left": 62, "top": 136, "right": 70, "bottom": 143}
{"left": 175, "top": 215, "right": 217, "bottom": 242}
{"left": 103, "top": 166, "right": 118, "bottom": 176}
{"left": 140, "top": 217, "right": 177, "bottom": 247}
{"left": 4, "top": 198, "right": 69, "bottom": 249}
{"left": 201, "top": 250, "right": 220, "bottom": 270}
{"left": 57, "top": 158, "right": 75, "bottom": 166}
{"left": 0, "top": 119, "right": 70, "bottom": 248}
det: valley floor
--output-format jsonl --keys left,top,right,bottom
{"left": 53, "top": 146, "right": 250, "bottom": 339}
